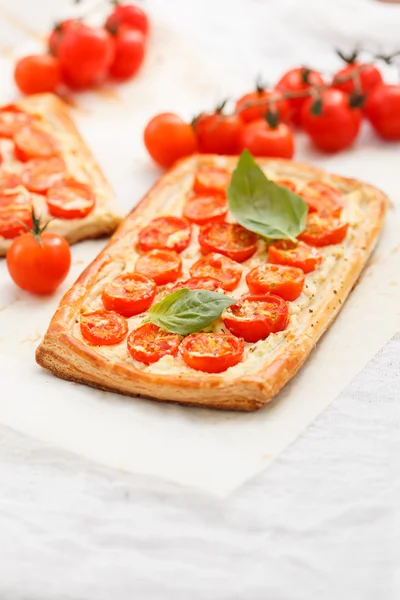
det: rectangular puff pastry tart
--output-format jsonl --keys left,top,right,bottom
{"left": 0, "top": 93, "right": 121, "bottom": 255}
{"left": 36, "top": 153, "right": 387, "bottom": 411}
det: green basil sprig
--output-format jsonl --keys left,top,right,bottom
{"left": 144, "top": 288, "right": 236, "bottom": 335}
{"left": 227, "top": 150, "right": 308, "bottom": 242}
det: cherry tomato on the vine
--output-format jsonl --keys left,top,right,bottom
{"left": 144, "top": 113, "right": 198, "bottom": 168}
{"left": 105, "top": 3, "right": 149, "bottom": 37}
{"left": 108, "top": 26, "right": 146, "bottom": 80}
{"left": 48, "top": 19, "right": 78, "bottom": 56}
{"left": 364, "top": 84, "right": 400, "bottom": 141}
{"left": 235, "top": 87, "right": 290, "bottom": 123}
{"left": 239, "top": 115, "right": 294, "bottom": 158}
{"left": 333, "top": 62, "right": 382, "bottom": 97}
{"left": 276, "top": 67, "right": 325, "bottom": 126}
{"left": 14, "top": 55, "right": 61, "bottom": 95}
{"left": 194, "top": 110, "right": 243, "bottom": 155}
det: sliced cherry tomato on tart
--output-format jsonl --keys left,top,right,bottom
{"left": 190, "top": 252, "right": 242, "bottom": 291}
{"left": 46, "top": 179, "right": 96, "bottom": 219}
{"left": 138, "top": 216, "right": 191, "bottom": 254}
{"left": 180, "top": 333, "right": 244, "bottom": 373}
{"left": 268, "top": 240, "right": 323, "bottom": 274}
{"left": 183, "top": 192, "right": 227, "bottom": 225}
{"left": 299, "top": 181, "right": 343, "bottom": 217}
{"left": 246, "top": 264, "right": 305, "bottom": 301}
{"left": 192, "top": 166, "right": 231, "bottom": 195}
{"left": 14, "top": 125, "right": 59, "bottom": 161}
{"left": 102, "top": 273, "right": 156, "bottom": 317}
{"left": 135, "top": 249, "right": 182, "bottom": 285}
{"left": 298, "top": 213, "right": 348, "bottom": 247}
{"left": 223, "top": 294, "right": 289, "bottom": 343}
{"left": 168, "top": 276, "right": 221, "bottom": 293}
{"left": 274, "top": 179, "right": 297, "bottom": 193}
{"left": 0, "top": 106, "right": 33, "bottom": 138}
{"left": 127, "top": 322, "right": 180, "bottom": 364}
{"left": 198, "top": 223, "right": 258, "bottom": 263}
{"left": 0, "top": 186, "right": 32, "bottom": 238}
{"left": 21, "top": 157, "right": 66, "bottom": 193}
{"left": 0, "top": 171, "right": 22, "bottom": 191}
{"left": 80, "top": 310, "right": 128, "bottom": 346}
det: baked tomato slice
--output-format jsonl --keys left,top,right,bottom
{"left": 127, "top": 322, "right": 180, "bottom": 364}
{"left": 298, "top": 213, "right": 348, "bottom": 246}
{"left": 14, "top": 125, "right": 59, "bottom": 161}
{"left": 102, "top": 273, "right": 156, "bottom": 317}
{"left": 299, "top": 181, "right": 343, "bottom": 217}
{"left": 192, "top": 166, "right": 231, "bottom": 195}
{"left": 246, "top": 264, "right": 305, "bottom": 301}
{"left": 138, "top": 216, "right": 191, "bottom": 254}
{"left": 80, "top": 310, "right": 128, "bottom": 346}
{"left": 0, "top": 187, "right": 32, "bottom": 238}
{"left": 190, "top": 252, "right": 242, "bottom": 291}
{"left": 268, "top": 240, "right": 323, "bottom": 273}
{"left": 274, "top": 179, "right": 297, "bottom": 193}
{"left": 46, "top": 179, "right": 96, "bottom": 219}
{"left": 180, "top": 333, "right": 244, "bottom": 373}
{"left": 0, "top": 171, "right": 22, "bottom": 191}
{"left": 223, "top": 294, "right": 289, "bottom": 343}
{"left": 168, "top": 276, "right": 220, "bottom": 293}
{"left": 183, "top": 192, "right": 227, "bottom": 225}
{"left": 21, "top": 157, "right": 66, "bottom": 193}
{"left": 135, "top": 249, "right": 182, "bottom": 285}
{"left": 0, "top": 106, "right": 33, "bottom": 138}
{"left": 199, "top": 223, "right": 258, "bottom": 263}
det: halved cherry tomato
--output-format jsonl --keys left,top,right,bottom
{"left": 268, "top": 240, "right": 323, "bottom": 273}
{"left": 199, "top": 223, "right": 258, "bottom": 263}
{"left": 21, "top": 157, "right": 66, "bottom": 193}
{"left": 127, "top": 323, "right": 180, "bottom": 364}
{"left": 0, "top": 187, "right": 32, "bottom": 239}
{"left": 80, "top": 310, "right": 128, "bottom": 346}
{"left": 14, "top": 126, "right": 59, "bottom": 161}
{"left": 246, "top": 264, "right": 305, "bottom": 301}
{"left": 135, "top": 249, "right": 182, "bottom": 285}
{"left": 0, "top": 171, "right": 22, "bottom": 191}
{"left": 276, "top": 67, "right": 325, "bottom": 126}
{"left": 235, "top": 88, "right": 290, "bottom": 123}
{"left": 274, "top": 179, "right": 297, "bottom": 193}
{"left": 298, "top": 213, "right": 348, "bottom": 246}
{"left": 192, "top": 166, "right": 231, "bottom": 195}
{"left": 223, "top": 294, "right": 289, "bottom": 343}
{"left": 180, "top": 333, "right": 244, "bottom": 373}
{"left": 169, "top": 276, "right": 220, "bottom": 293}
{"left": 183, "top": 193, "right": 227, "bottom": 225}
{"left": 190, "top": 252, "right": 242, "bottom": 291}
{"left": 0, "top": 106, "right": 33, "bottom": 138}
{"left": 299, "top": 180, "right": 343, "bottom": 217}
{"left": 138, "top": 216, "right": 191, "bottom": 253}
{"left": 46, "top": 179, "right": 96, "bottom": 219}
{"left": 194, "top": 111, "right": 243, "bottom": 155}
{"left": 102, "top": 272, "right": 156, "bottom": 317}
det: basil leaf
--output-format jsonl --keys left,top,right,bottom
{"left": 145, "top": 288, "right": 236, "bottom": 335}
{"left": 227, "top": 149, "right": 308, "bottom": 242}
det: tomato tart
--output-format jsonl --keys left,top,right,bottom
{"left": 36, "top": 154, "right": 386, "bottom": 411}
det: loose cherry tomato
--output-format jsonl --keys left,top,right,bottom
{"left": 223, "top": 294, "right": 289, "bottom": 343}
{"left": 80, "top": 310, "right": 128, "bottom": 346}
{"left": 14, "top": 125, "right": 59, "bottom": 162}
{"left": 0, "top": 187, "right": 32, "bottom": 239}
{"left": 246, "top": 264, "right": 305, "bottom": 301}
{"left": 239, "top": 117, "right": 294, "bottom": 158}
{"left": 127, "top": 323, "right": 180, "bottom": 364}
{"left": 194, "top": 110, "right": 243, "bottom": 155}
{"left": 105, "top": 3, "right": 149, "bottom": 37}
{"left": 0, "top": 106, "right": 34, "bottom": 139}
{"left": 180, "top": 333, "right": 244, "bottom": 373}
{"left": 48, "top": 19, "right": 77, "bottom": 56}
{"left": 192, "top": 166, "right": 231, "bottom": 195}
{"left": 301, "top": 89, "right": 361, "bottom": 153}
{"left": 169, "top": 276, "right": 220, "bottom": 293}
{"left": 268, "top": 240, "right": 323, "bottom": 273}
{"left": 58, "top": 23, "right": 115, "bottom": 89}
{"left": 46, "top": 179, "right": 96, "bottom": 220}
{"left": 199, "top": 222, "right": 258, "bottom": 263}
{"left": 21, "top": 157, "right": 66, "bottom": 193}
{"left": 183, "top": 192, "right": 227, "bottom": 225}
{"left": 14, "top": 55, "right": 61, "bottom": 95}
{"left": 333, "top": 62, "right": 382, "bottom": 97}
{"left": 138, "top": 216, "right": 191, "bottom": 253}
{"left": 135, "top": 249, "right": 182, "bottom": 285}
{"left": 274, "top": 179, "right": 297, "bottom": 192}
{"left": 298, "top": 213, "right": 348, "bottom": 246}
{"left": 299, "top": 180, "right": 343, "bottom": 217}
{"left": 190, "top": 252, "right": 242, "bottom": 291}
{"left": 364, "top": 84, "right": 400, "bottom": 141}
{"left": 0, "top": 171, "right": 22, "bottom": 191}
{"left": 144, "top": 113, "right": 198, "bottom": 168}
{"left": 276, "top": 67, "right": 325, "bottom": 126}
{"left": 235, "top": 87, "right": 290, "bottom": 123}
{"left": 102, "top": 272, "right": 156, "bottom": 317}
{"left": 108, "top": 27, "right": 146, "bottom": 80}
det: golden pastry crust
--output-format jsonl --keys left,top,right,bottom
{"left": 36, "top": 155, "right": 387, "bottom": 411}
{"left": 0, "top": 93, "right": 122, "bottom": 255}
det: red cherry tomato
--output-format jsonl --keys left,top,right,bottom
{"left": 0, "top": 106, "right": 33, "bottom": 139}
{"left": 108, "top": 27, "right": 146, "bottom": 80}
{"left": 192, "top": 166, "right": 231, "bottom": 195}
{"left": 128, "top": 323, "right": 180, "bottom": 365}
{"left": 299, "top": 180, "right": 343, "bottom": 217}
{"left": 276, "top": 67, "right": 325, "bottom": 126}
{"left": 0, "top": 171, "right": 22, "bottom": 191}
{"left": 135, "top": 249, "right": 182, "bottom": 285}
{"left": 21, "top": 157, "right": 66, "bottom": 193}
{"left": 138, "top": 216, "right": 191, "bottom": 253}
{"left": 223, "top": 294, "right": 289, "bottom": 343}
{"left": 239, "top": 118, "right": 294, "bottom": 158}
{"left": 333, "top": 62, "right": 382, "bottom": 97}
{"left": 198, "top": 222, "right": 258, "bottom": 263}
{"left": 190, "top": 252, "right": 242, "bottom": 291}
{"left": 194, "top": 111, "right": 243, "bottom": 155}
{"left": 80, "top": 310, "right": 128, "bottom": 346}
{"left": 48, "top": 19, "right": 77, "bottom": 56}
{"left": 102, "top": 273, "right": 156, "bottom": 317}
{"left": 46, "top": 179, "right": 96, "bottom": 220}
{"left": 105, "top": 3, "right": 149, "bottom": 37}
{"left": 144, "top": 113, "right": 198, "bottom": 168}
{"left": 301, "top": 89, "right": 361, "bottom": 153}
{"left": 183, "top": 193, "right": 227, "bottom": 225}
{"left": 364, "top": 84, "right": 400, "bottom": 141}
{"left": 168, "top": 276, "right": 220, "bottom": 293}
{"left": 180, "top": 333, "right": 244, "bottom": 373}
{"left": 14, "top": 55, "right": 61, "bottom": 95}
{"left": 14, "top": 125, "right": 59, "bottom": 162}
{"left": 0, "top": 187, "right": 32, "bottom": 239}
{"left": 298, "top": 213, "right": 348, "bottom": 246}
{"left": 235, "top": 88, "right": 290, "bottom": 123}
{"left": 268, "top": 240, "right": 323, "bottom": 273}
{"left": 246, "top": 264, "right": 305, "bottom": 301}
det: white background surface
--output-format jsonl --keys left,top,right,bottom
{"left": 0, "top": 0, "right": 400, "bottom": 597}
